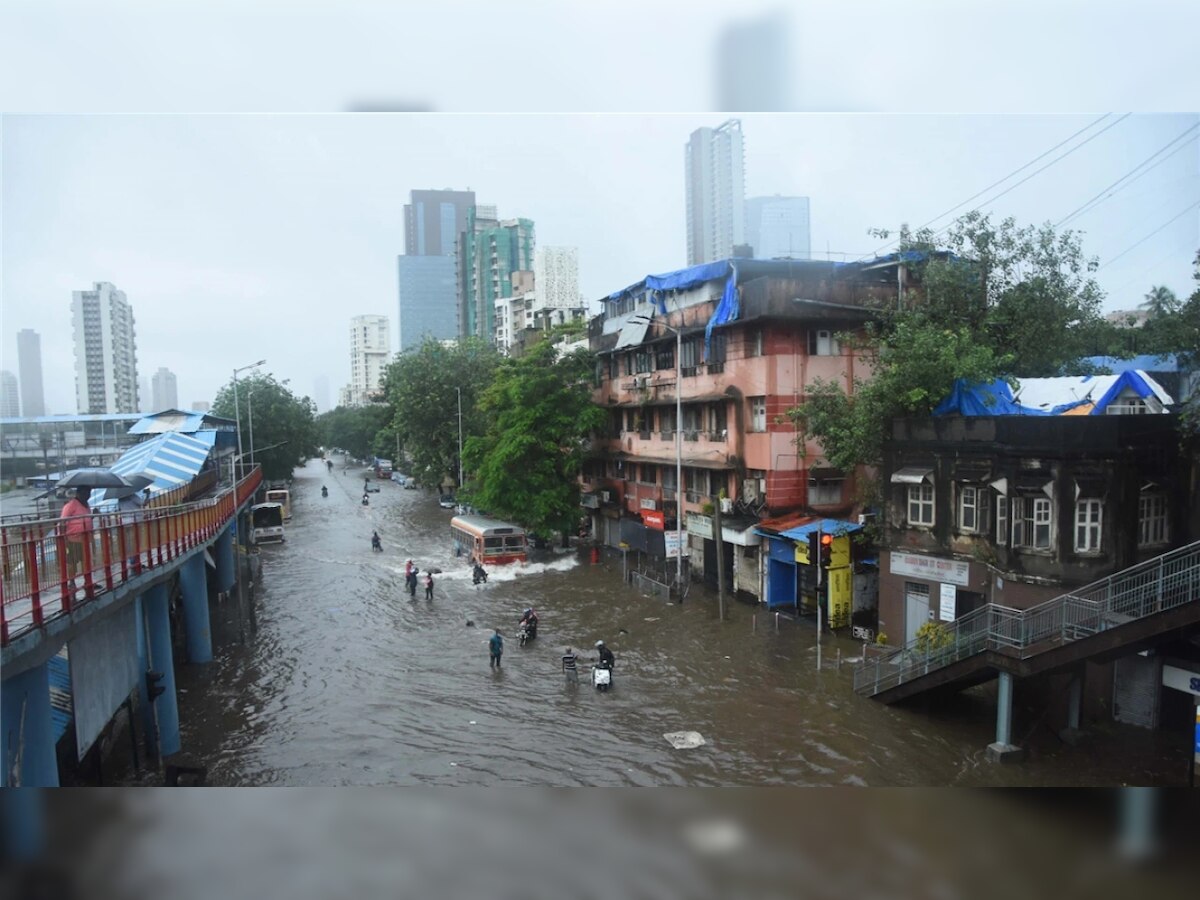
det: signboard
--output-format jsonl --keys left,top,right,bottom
{"left": 831, "top": 535, "right": 851, "bottom": 568}
{"left": 939, "top": 583, "right": 957, "bottom": 621}
{"left": 889, "top": 552, "right": 971, "bottom": 587}
{"left": 794, "top": 540, "right": 811, "bottom": 565}
{"left": 664, "top": 530, "right": 687, "bottom": 559}
{"left": 642, "top": 509, "right": 665, "bottom": 530}
{"left": 640, "top": 498, "right": 658, "bottom": 511}
{"left": 829, "top": 568, "right": 852, "bottom": 628}
{"left": 1161, "top": 664, "right": 1200, "bottom": 697}
{"left": 686, "top": 513, "right": 713, "bottom": 540}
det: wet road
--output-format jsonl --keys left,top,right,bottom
{"left": 118, "top": 458, "right": 1188, "bottom": 786}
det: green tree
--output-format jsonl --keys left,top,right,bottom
{"left": 212, "top": 372, "right": 318, "bottom": 481}
{"left": 316, "top": 405, "right": 391, "bottom": 460}
{"left": 382, "top": 337, "right": 500, "bottom": 489}
{"left": 462, "top": 337, "right": 607, "bottom": 543}
{"left": 1139, "top": 284, "right": 1179, "bottom": 319}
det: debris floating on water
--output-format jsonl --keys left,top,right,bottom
{"left": 663, "top": 731, "right": 706, "bottom": 749}
{"left": 644, "top": 617, "right": 660, "bottom": 623}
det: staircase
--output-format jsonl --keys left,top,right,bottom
{"left": 854, "top": 540, "right": 1200, "bottom": 704}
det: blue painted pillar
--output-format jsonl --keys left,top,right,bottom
{"left": 1, "top": 664, "right": 59, "bottom": 787}
{"left": 2, "top": 788, "right": 45, "bottom": 861}
{"left": 144, "top": 582, "right": 181, "bottom": 757}
{"left": 179, "top": 554, "right": 212, "bottom": 663}
{"left": 215, "top": 524, "right": 235, "bottom": 593}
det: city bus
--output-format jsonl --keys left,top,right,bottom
{"left": 250, "top": 502, "right": 285, "bottom": 544}
{"left": 450, "top": 514, "right": 528, "bottom": 565}
{"left": 264, "top": 488, "right": 291, "bottom": 520}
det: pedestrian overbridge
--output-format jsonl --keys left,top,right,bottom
{"left": 853, "top": 540, "right": 1200, "bottom": 758}
{"left": 1, "top": 468, "right": 262, "bottom": 786}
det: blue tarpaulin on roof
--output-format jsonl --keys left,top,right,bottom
{"left": 933, "top": 379, "right": 1075, "bottom": 417}
{"left": 778, "top": 518, "right": 864, "bottom": 541}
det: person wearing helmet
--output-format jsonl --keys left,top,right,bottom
{"left": 594, "top": 639, "right": 614, "bottom": 671}
{"left": 518, "top": 607, "right": 538, "bottom": 639}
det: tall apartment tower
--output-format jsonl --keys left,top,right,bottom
{"left": 534, "top": 246, "right": 581, "bottom": 309}
{"left": 459, "top": 211, "right": 535, "bottom": 342}
{"left": 16, "top": 328, "right": 45, "bottom": 417}
{"left": 684, "top": 119, "right": 745, "bottom": 266}
{"left": 151, "top": 366, "right": 179, "bottom": 412}
{"left": 745, "top": 195, "right": 811, "bottom": 260}
{"left": 71, "top": 281, "right": 139, "bottom": 414}
{"left": 347, "top": 315, "right": 391, "bottom": 406}
{"left": 0, "top": 371, "right": 19, "bottom": 417}
{"left": 398, "top": 189, "right": 476, "bottom": 353}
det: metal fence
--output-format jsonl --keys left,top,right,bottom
{"left": 853, "top": 540, "right": 1200, "bottom": 697}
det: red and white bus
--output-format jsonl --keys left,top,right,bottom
{"left": 450, "top": 514, "right": 528, "bottom": 565}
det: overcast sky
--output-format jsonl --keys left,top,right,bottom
{"left": 2, "top": 112, "right": 1197, "bottom": 414}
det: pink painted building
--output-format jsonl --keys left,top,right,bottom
{"left": 583, "top": 257, "right": 914, "bottom": 600}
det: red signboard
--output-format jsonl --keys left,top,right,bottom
{"left": 642, "top": 509, "right": 665, "bottom": 530}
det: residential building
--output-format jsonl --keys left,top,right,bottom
{"left": 404, "top": 189, "right": 476, "bottom": 258}
{"left": 71, "top": 281, "right": 139, "bottom": 414}
{"left": 534, "top": 247, "right": 582, "bottom": 309}
{"left": 0, "top": 370, "right": 19, "bottom": 417}
{"left": 745, "top": 195, "right": 811, "bottom": 260}
{"left": 313, "top": 375, "right": 330, "bottom": 415}
{"left": 151, "top": 367, "right": 178, "bottom": 413}
{"left": 584, "top": 255, "right": 921, "bottom": 603}
{"left": 346, "top": 315, "right": 391, "bottom": 406}
{"left": 458, "top": 211, "right": 535, "bottom": 343}
{"left": 398, "top": 255, "right": 458, "bottom": 351}
{"left": 684, "top": 120, "right": 745, "bottom": 265}
{"left": 138, "top": 377, "right": 150, "bottom": 413}
{"left": 17, "top": 328, "right": 45, "bottom": 417}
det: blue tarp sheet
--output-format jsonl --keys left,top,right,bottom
{"left": 932, "top": 379, "right": 1077, "bottom": 417}
{"left": 778, "top": 518, "right": 864, "bottom": 541}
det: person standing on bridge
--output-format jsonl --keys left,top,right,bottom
{"left": 489, "top": 629, "right": 504, "bottom": 668}
{"left": 60, "top": 486, "right": 94, "bottom": 582}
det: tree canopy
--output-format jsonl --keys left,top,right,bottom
{"left": 316, "top": 405, "right": 392, "bottom": 461}
{"left": 211, "top": 372, "right": 318, "bottom": 481}
{"left": 462, "top": 337, "right": 606, "bottom": 541}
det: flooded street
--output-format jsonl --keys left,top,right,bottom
{"left": 118, "top": 459, "right": 1188, "bottom": 786}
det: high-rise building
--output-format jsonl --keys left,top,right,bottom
{"left": 151, "top": 366, "right": 178, "bottom": 412}
{"left": 398, "top": 255, "right": 458, "bottom": 352}
{"left": 313, "top": 375, "right": 330, "bottom": 414}
{"left": 459, "top": 212, "right": 535, "bottom": 342}
{"left": 534, "top": 246, "right": 581, "bottom": 309}
{"left": 71, "top": 281, "right": 139, "bottom": 414}
{"left": 347, "top": 315, "right": 391, "bottom": 406}
{"left": 0, "top": 371, "right": 19, "bottom": 417}
{"left": 745, "top": 195, "right": 811, "bottom": 260}
{"left": 404, "top": 189, "right": 476, "bottom": 257}
{"left": 138, "top": 376, "right": 151, "bottom": 413}
{"left": 684, "top": 119, "right": 745, "bottom": 265}
{"left": 16, "top": 328, "right": 45, "bottom": 417}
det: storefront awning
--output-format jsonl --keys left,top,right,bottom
{"left": 778, "top": 518, "right": 863, "bottom": 541}
{"left": 890, "top": 466, "right": 933, "bottom": 485}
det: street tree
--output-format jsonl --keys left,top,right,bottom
{"left": 1139, "top": 284, "right": 1179, "bottom": 319}
{"left": 462, "top": 337, "right": 607, "bottom": 544}
{"left": 212, "top": 372, "right": 318, "bottom": 481}
{"left": 316, "top": 405, "right": 392, "bottom": 461}
{"left": 381, "top": 337, "right": 500, "bottom": 489}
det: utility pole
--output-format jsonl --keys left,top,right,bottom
{"left": 713, "top": 491, "right": 725, "bottom": 621}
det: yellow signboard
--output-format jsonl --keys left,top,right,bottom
{"left": 829, "top": 567, "right": 852, "bottom": 628}
{"left": 794, "top": 540, "right": 811, "bottom": 565}
{"left": 831, "top": 535, "right": 851, "bottom": 568}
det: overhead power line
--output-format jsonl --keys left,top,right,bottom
{"left": 1097, "top": 198, "right": 1200, "bottom": 271}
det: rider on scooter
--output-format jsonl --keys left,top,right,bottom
{"left": 518, "top": 607, "right": 538, "bottom": 639}
{"left": 594, "top": 639, "right": 614, "bottom": 671}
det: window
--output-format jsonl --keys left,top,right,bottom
{"left": 747, "top": 329, "right": 763, "bottom": 357}
{"left": 655, "top": 343, "right": 674, "bottom": 371}
{"left": 995, "top": 496, "right": 1008, "bottom": 546}
{"left": 907, "top": 483, "right": 934, "bottom": 526}
{"left": 1074, "top": 499, "right": 1103, "bottom": 553}
{"left": 958, "top": 485, "right": 989, "bottom": 533}
{"left": 707, "top": 333, "right": 727, "bottom": 373}
{"left": 1138, "top": 492, "right": 1169, "bottom": 546}
{"left": 680, "top": 339, "right": 699, "bottom": 375}
{"left": 808, "top": 474, "right": 844, "bottom": 506}
{"left": 749, "top": 396, "right": 767, "bottom": 432}
{"left": 808, "top": 329, "right": 839, "bottom": 356}
{"left": 634, "top": 348, "right": 652, "bottom": 374}
{"left": 1012, "top": 496, "right": 1052, "bottom": 550}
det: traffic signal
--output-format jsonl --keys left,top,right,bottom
{"left": 145, "top": 670, "right": 165, "bottom": 701}
{"left": 819, "top": 533, "right": 833, "bottom": 568}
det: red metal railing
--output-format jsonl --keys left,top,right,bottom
{"left": 0, "top": 468, "right": 262, "bottom": 647}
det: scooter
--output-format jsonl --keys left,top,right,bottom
{"left": 371, "top": 536, "right": 382, "bottom": 552}
{"left": 591, "top": 664, "right": 612, "bottom": 692}
{"left": 321, "top": 486, "right": 329, "bottom": 498}
{"left": 518, "top": 620, "right": 537, "bottom": 646}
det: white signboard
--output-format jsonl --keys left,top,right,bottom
{"left": 640, "top": 498, "right": 658, "bottom": 511}
{"left": 664, "top": 530, "right": 688, "bottom": 559}
{"left": 686, "top": 513, "right": 713, "bottom": 540}
{"left": 889, "top": 552, "right": 971, "bottom": 587}
{"left": 939, "top": 583, "right": 957, "bottom": 621}
{"left": 1161, "top": 664, "right": 1200, "bottom": 697}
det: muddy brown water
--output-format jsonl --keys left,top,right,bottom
{"left": 110, "top": 458, "right": 1188, "bottom": 786}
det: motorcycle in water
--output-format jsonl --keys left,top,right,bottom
{"left": 591, "top": 663, "right": 612, "bottom": 692}
{"left": 321, "top": 486, "right": 328, "bottom": 498}
{"left": 371, "top": 534, "right": 382, "bottom": 552}
{"left": 518, "top": 619, "right": 538, "bottom": 646}
{"left": 361, "top": 494, "right": 369, "bottom": 506}
{"left": 472, "top": 564, "right": 488, "bottom": 585}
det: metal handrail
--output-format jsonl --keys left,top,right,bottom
{"left": 1, "top": 468, "right": 263, "bottom": 647}
{"left": 854, "top": 540, "right": 1200, "bottom": 696}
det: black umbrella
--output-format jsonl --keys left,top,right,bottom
{"left": 56, "top": 468, "right": 134, "bottom": 489}
{"left": 100, "top": 473, "right": 156, "bottom": 501}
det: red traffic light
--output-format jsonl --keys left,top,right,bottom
{"left": 820, "top": 534, "right": 833, "bottom": 546}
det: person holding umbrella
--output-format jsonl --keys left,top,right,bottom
{"left": 59, "top": 486, "right": 94, "bottom": 582}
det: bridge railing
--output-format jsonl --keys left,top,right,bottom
{"left": 854, "top": 540, "right": 1200, "bottom": 697}
{"left": 0, "top": 468, "right": 262, "bottom": 647}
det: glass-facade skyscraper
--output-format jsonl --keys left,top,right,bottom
{"left": 745, "top": 195, "right": 811, "bottom": 260}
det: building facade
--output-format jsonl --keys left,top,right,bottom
{"left": 346, "top": 315, "right": 391, "bottom": 406}
{"left": 151, "top": 367, "right": 178, "bottom": 413}
{"left": 458, "top": 211, "right": 535, "bottom": 344}
{"left": 398, "top": 255, "right": 458, "bottom": 352}
{"left": 404, "top": 189, "right": 476, "bottom": 258}
{"left": 745, "top": 195, "right": 811, "bottom": 260}
{"left": 0, "top": 371, "right": 19, "bottom": 417}
{"left": 71, "top": 282, "right": 139, "bottom": 414}
{"left": 533, "top": 246, "right": 581, "bottom": 309}
{"left": 17, "top": 328, "right": 45, "bottom": 417}
{"left": 684, "top": 119, "right": 745, "bottom": 266}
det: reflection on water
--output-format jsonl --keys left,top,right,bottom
{"left": 112, "top": 459, "right": 1187, "bottom": 786}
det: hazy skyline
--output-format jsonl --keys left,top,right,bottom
{"left": 3, "top": 113, "right": 1197, "bottom": 414}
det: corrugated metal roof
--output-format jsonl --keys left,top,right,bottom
{"left": 92, "top": 432, "right": 214, "bottom": 506}
{"left": 48, "top": 647, "right": 73, "bottom": 743}
{"left": 0, "top": 413, "right": 142, "bottom": 426}
{"left": 128, "top": 409, "right": 234, "bottom": 435}
{"left": 779, "top": 518, "right": 864, "bottom": 540}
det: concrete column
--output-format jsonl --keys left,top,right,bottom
{"left": 1067, "top": 672, "right": 1083, "bottom": 730}
{"left": 2, "top": 786, "right": 44, "bottom": 860}
{"left": 215, "top": 524, "right": 235, "bottom": 593}
{"left": 144, "top": 582, "right": 181, "bottom": 757}
{"left": 1, "top": 663, "right": 59, "bottom": 787}
{"left": 986, "top": 671, "right": 1024, "bottom": 762}
{"left": 179, "top": 553, "right": 212, "bottom": 663}
{"left": 133, "top": 596, "right": 158, "bottom": 754}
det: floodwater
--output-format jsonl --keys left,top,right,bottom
{"left": 115, "top": 458, "right": 1189, "bottom": 786}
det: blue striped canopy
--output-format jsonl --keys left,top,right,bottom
{"left": 92, "top": 431, "right": 216, "bottom": 507}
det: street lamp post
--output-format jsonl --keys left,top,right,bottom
{"left": 247, "top": 392, "right": 256, "bottom": 469}
{"left": 232, "top": 359, "right": 266, "bottom": 480}
{"left": 456, "top": 387, "right": 464, "bottom": 489}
